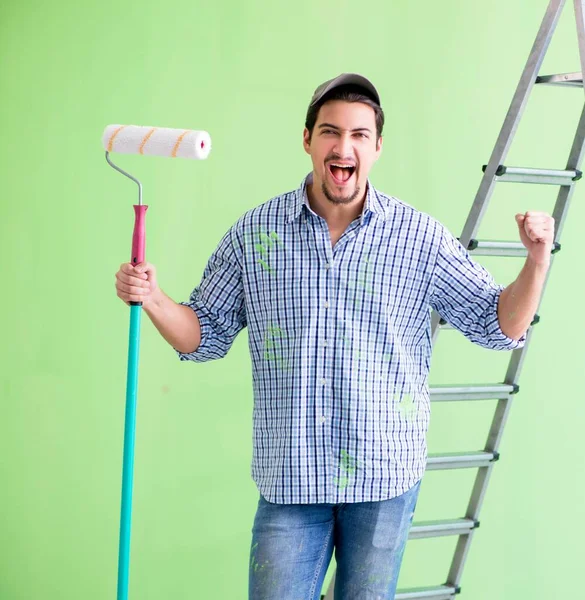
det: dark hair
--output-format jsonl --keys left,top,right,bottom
{"left": 304, "top": 84, "right": 385, "bottom": 141}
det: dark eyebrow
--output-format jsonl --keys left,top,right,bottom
{"left": 318, "top": 123, "right": 372, "bottom": 133}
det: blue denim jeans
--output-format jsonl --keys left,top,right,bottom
{"left": 248, "top": 480, "right": 421, "bottom": 600}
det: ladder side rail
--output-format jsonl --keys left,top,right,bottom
{"left": 574, "top": 0, "right": 585, "bottom": 91}
{"left": 459, "top": 0, "right": 567, "bottom": 247}
{"left": 447, "top": 99, "right": 585, "bottom": 588}
{"left": 431, "top": 0, "right": 565, "bottom": 344}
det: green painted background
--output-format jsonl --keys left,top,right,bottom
{"left": 2, "top": 0, "right": 584, "bottom": 598}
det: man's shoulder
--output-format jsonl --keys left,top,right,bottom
{"left": 372, "top": 186, "right": 443, "bottom": 230}
{"left": 245, "top": 189, "right": 296, "bottom": 218}
{"left": 229, "top": 186, "right": 299, "bottom": 234}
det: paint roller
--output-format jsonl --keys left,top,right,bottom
{"left": 102, "top": 124, "right": 212, "bottom": 600}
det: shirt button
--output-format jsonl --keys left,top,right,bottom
{"left": 320, "top": 415, "right": 327, "bottom": 424}
{"left": 323, "top": 340, "right": 328, "bottom": 347}
{"left": 321, "top": 378, "right": 327, "bottom": 385}
{"left": 324, "top": 301, "right": 329, "bottom": 308}
{"left": 325, "top": 263, "right": 331, "bottom": 270}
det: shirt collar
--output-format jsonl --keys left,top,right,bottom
{"left": 285, "top": 172, "right": 390, "bottom": 225}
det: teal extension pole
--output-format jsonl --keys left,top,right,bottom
{"left": 117, "top": 303, "right": 142, "bottom": 600}
{"left": 105, "top": 149, "right": 148, "bottom": 600}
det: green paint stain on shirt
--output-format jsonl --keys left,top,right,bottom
{"left": 258, "top": 258, "right": 273, "bottom": 272}
{"left": 263, "top": 323, "right": 291, "bottom": 371}
{"left": 259, "top": 232, "right": 274, "bottom": 248}
{"left": 247, "top": 229, "right": 285, "bottom": 274}
{"left": 267, "top": 325, "right": 286, "bottom": 337}
{"left": 334, "top": 450, "right": 360, "bottom": 489}
{"left": 269, "top": 231, "right": 284, "bottom": 247}
{"left": 348, "top": 257, "right": 375, "bottom": 307}
{"left": 397, "top": 393, "right": 418, "bottom": 421}
{"left": 340, "top": 449, "right": 358, "bottom": 474}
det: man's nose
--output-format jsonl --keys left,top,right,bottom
{"left": 334, "top": 132, "right": 353, "bottom": 158}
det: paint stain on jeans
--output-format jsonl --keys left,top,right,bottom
{"left": 250, "top": 542, "right": 270, "bottom": 575}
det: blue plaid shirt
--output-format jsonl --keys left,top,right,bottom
{"left": 177, "top": 173, "right": 526, "bottom": 504}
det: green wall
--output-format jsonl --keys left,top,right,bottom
{"left": 2, "top": 0, "right": 584, "bottom": 598}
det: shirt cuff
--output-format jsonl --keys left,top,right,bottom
{"left": 175, "top": 300, "right": 212, "bottom": 362}
{"left": 485, "top": 286, "right": 528, "bottom": 351}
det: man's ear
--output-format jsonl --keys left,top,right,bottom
{"left": 303, "top": 128, "right": 311, "bottom": 155}
{"left": 375, "top": 136, "right": 383, "bottom": 159}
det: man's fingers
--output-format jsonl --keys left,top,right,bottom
{"left": 525, "top": 210, "right": 552, "bottom": 218}
{"left": 115, "top": 270, "right": 150, "bottom": 288}
{"left": 518, "top": 212, "right": 554, "bottom": 221}
{"left": 525, "top": 228, "right": 553, "bottom": 242}
{"left": 134, "top": 261, "right": 154, "bottom": 274}
{"left": 120, "top": 262, "right": 149, "bottom": 279}
{"left": 519, "top": 213, "right": 555, "bottom": 241}
{"left": 116, "top": 287, "right": 148, "bottom": 304}
{"left": 116, "top": 281, "right": 150, "bottom": 296}
{"left": 115, "top": 261, "right": 156, "bottom": 306}
{"left": 120, "top": 262, "right": 136, "bottom": 274}
{"left": 525, "top": 222, "right": 554, "bottom": 232}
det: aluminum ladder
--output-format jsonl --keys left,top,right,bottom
{"left": 323, "top": 0, "right": 585, "bottom": 598}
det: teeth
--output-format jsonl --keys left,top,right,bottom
{"left": 330, "top": 163, "right": 354, "bottom": 169}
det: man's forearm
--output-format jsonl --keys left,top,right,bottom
{"left": 143, "top": 288, "right": 202, "bottom": 354}
{"left": 498, "top": 257, "right": 549, "bottom": 340}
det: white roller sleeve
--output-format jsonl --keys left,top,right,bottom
{"left": 102, "top": 124, "right": 211, "bottom": 160}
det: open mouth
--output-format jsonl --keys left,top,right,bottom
{"left": 328, "top": 163, "right": 356, "bottom": 185}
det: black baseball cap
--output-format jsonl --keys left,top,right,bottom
{"left": 309, "top": 73, "right": 381, "bottom": 107}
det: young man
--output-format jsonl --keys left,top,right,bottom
{"left": 115, "top": 73, "right": 554, "bottom": 599}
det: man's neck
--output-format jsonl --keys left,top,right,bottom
{"left": 306, "top": 180, "right": 367, "bottom": 228}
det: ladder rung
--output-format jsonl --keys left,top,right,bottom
{"left": 482, "top": 164, "right": 582, "bottom": 185}
{"left": 440, "top": 314, "right": 540, "bottom": 329}
{"left": 466, "top": 239, "right": 561, "bottom": 257}
{"left": 430, "top": 383, "right": 518, "bottom": 401}
{"left": 438, "top": 318, "right": 454, "bottom": 329}
{"left": 409, "top": 518, "right": 478, "bottom": 540}
{"left": 426, "top": 451, "right": 499, "bottom": 470}
{"left": 395, "top": 585, "right": 461, "bottom": 600}
{"left": 536, "top": 71, "right": 583, "bottom": 87}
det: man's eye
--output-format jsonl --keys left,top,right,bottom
{"left": 322, "top": 129, "right": 336, "bottom": 134}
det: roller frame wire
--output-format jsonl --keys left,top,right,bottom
{"left": 105, "top": 150, "right": 143, "bottom": 205}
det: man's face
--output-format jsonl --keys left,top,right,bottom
{"left": 303, "top": 100, "right": 382, "bottom": 206}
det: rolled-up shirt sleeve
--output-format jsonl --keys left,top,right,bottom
{"left": 429, "top": 226, "right": 526, "bottom": 351}
{"left": 176, "top": 226, "right": 246, "bottom": 362}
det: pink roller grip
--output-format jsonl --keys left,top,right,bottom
{"left": 131, "top": 205, "right": 148, "bottom": 265}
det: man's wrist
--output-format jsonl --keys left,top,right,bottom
{"left": 526, "top": 255, "right": 550, "bottom": 272}
{"left": 144, "top": 287, "right": 165, "bottom": 316}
